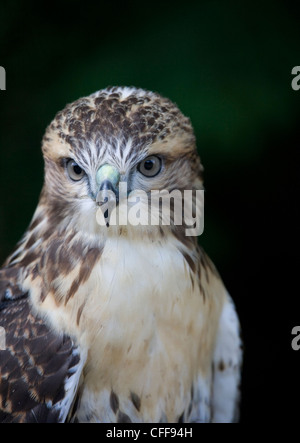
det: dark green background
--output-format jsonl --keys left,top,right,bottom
{"left": 1, "top": 0, "right": 299, "bottom": 422}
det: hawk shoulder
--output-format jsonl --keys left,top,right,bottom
{"left": 0, "top": 267, "right": 84, "bottom": 423}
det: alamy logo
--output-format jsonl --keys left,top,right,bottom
{"left": 0, "top": 66, "right": 6, "bottom": 90}
{"left": 0, "top": 326, "right": 6, "bottom": 350}
{"left": 95, "top": 184, "right": 204, "bottom": 236}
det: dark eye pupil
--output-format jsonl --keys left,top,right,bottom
{"left": 73, "top": 165, "right": 82, "bottom": 175}
{"left": 144, "top": 160, "right": 154, "bottom": 170}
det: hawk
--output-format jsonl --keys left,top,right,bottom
{"left": 0, "top": 86, "right": 242, "bottom": 423}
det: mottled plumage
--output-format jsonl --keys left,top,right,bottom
{"left": 0, "top": 86, "right": 242, "bottom": 422}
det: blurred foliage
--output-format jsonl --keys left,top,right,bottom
{"left": 0, "top": 0, "right": 300, "bottom": 421}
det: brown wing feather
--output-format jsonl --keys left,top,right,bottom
{"left": 0, "top": 267, "right": 82, "bottom": 423}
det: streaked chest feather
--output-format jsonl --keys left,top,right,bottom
{"left": 28, "top": 236, "right": 223, "bottom": 422}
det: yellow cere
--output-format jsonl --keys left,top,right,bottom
{"left": 96, "top": 164, "right": 120, "bottom": 187}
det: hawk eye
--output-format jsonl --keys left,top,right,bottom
{"left": 66, "top": 159, "right": 85, "bottom": 181}
{"left": 138, "top": 156, "right": 162, "bottom": 177}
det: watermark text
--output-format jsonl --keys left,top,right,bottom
{"left": 291, "top": 326, "right": 300, "bottom": 350}
{"left": 291, "top": 66, "right": 300, "bottom": 91}
{"left": 0, "top": 66, "right": 6, "bottom": 90}
{"left": 96, "top": 183, "right": 204, "bottom": 236}
{"left": 0, "top": 326, "right": 6, "bottom": 350}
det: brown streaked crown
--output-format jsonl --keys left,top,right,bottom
{"left": 42, "top": 86, "right": 199, "bottom": 164}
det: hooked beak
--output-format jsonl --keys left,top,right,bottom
{"left": 96, "top": 164, "right": 120, "bottom": 226}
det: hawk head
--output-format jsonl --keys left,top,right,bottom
{"left": 39, "top": 86, "right": 203, "bottom": 238}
